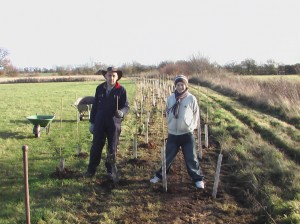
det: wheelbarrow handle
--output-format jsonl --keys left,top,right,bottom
{"left": 70, "top": 104, "right": 77, "bottom": 110}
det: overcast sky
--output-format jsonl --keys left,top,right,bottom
{"left": 1, "top": 0, "right": 300, "bottom": 68}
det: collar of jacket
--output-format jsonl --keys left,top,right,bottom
{"left": 115, "top": 81, "right": 121, "bottom": 89}
{"left": 104, "top": 81, "right": 121, "bottom": 90}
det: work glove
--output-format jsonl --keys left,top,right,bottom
{"left": 115, "top": 110, "right": 124, "bottom": 118}
{"left": 89, "top": 123, "right": 95, "bottom": 134}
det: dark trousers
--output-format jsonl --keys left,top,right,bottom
{"left": 87, "top": 119, "right": 121, "bottom": 174}
{"left": 156, "top": 132, "right": 204, "bottom": 182}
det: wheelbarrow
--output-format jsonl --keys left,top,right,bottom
{"left": 71, "top": 96, "right": 94, "bottom": 121}
{"left": 26, "top": 114, "right": 55, "bottom": 138}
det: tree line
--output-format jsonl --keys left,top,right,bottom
{"left": 224, "top": 59, "right": 300, "bottom": 75}
{"left": 1, "top": 48, "right": 299, "bottom": 77}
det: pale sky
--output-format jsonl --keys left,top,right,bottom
{"left": 1, "top": 0, "right": 300, "bottom": 68}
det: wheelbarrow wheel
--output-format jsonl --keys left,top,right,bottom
{"left": 33, "top": 125, "right": 41, "bottom": 138}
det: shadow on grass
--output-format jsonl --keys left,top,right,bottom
{"left": 0, "top": 155, "right": 90, "bottom": 222}
{"left": 0, "top": 131, "right": 28, "bottom": 139}
{"left": 13, "top": 119, "right": 81, "bottom": 125}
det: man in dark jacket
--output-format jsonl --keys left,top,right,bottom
{"left": 85, "top": 66, "right": 129, "bottom": 183}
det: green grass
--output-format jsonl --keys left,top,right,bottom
{"left": 0, "top": 79, "right": 137, "bottom": 224}
{"left": 1, "top": 79, "right": 300, "bottom": 223}
{"left": 190, "top": 85, "right": 300, "bottom": 224}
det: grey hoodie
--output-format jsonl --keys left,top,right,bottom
{"left": 166, "top": 92, "right": 199, "bottom": 135}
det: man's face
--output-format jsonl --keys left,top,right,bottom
{"left": 105, "top": 71, "right": 118, "bottom": 86}
{"left": 175, "top": 82, "right": 187, "bottom": 93}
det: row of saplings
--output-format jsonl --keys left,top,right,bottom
{"left": 21, "top": 77, "right": 220, "bottom": 224}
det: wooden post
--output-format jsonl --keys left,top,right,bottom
{"left": 140, "top": 101, "right": 143, "bottom": 124}
{"left": 58, "top": 158, "right": 65, "bottom": 173}
{"left": 204, "top": 124, "right": 209, "bottom": 148}
{"left": 197, "top": 84, "right": 202, "bottom": 159}
{"left": 212, "top": 153, "right": 223, "bottom": 198}
{"left": 145, "top": 111, "right": 150, "bottom": 144}
{"left": 152, "top": 91, "right": 156, "bottom": 107}
{"left": 60, "top": 98, "right": 63, "bottom": 157}
{"left": 198, "top": 122, "right": 202, "bottom": 159}
{"left": 161, "top": 145, "right": 167, "bottom": 192}
{"left": 205, "top": 89, "right": 209, "bottom": 147}
{"left": 75, "top": 94, "right": 81, "bottom": 155}
{"left": 133, "top": 134, "right": 137, "bottom": 159}
{"left": 116, "top": 94, "right": 119, "bottom": 110}
{"left": 22, "top": 145, "right": 31, "bottom": 224}
{"left": 160, "top": 98, "right": 167, "bottom": 192}
{"left": 145, "top": 121, "right": 149, "bottom": 144}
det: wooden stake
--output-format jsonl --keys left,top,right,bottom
{"left": 198, "top": 123, "right": 202, "bottom": 159}
{"left": 140, "top": 101, "right": 143, "bottom": 124}
{"left": 145, "top": 111, "right": 150, "bottom": 138}
{"left": 206, "top": 89, "right": 209, "bottom": 124}
{"left": 204, "top": 124, "right": 209, "bottom": 148}
{"left": 197, "top": 84, "right": 202, "bottom": 159}
{"left": 152, "top": 91, "right": 156, "bottom": 107}
{"left": 116, "top": 94, "right": 119, "bottom": 110}
{"left": 133, "top": 134, "right": 137, "bottom": 159}
{"left": 75, "top": 94, "right": 81, "bottom": 154}
{"left": 60, "top": 98, "right": 63, "bottom": 157}
{"left": 160, "top": 97, "right": 167, "bottom": 192}
{"left": 212, "top": 153, "right": 223, "bottom": 198}
{"left": 58, "top": 158, "right": 65, "bottom": 173}
{"left": 22, "top": 145, "right": 31, "bottom": 224}
{"left": 145, "top": 121, "right": 149, "bottom": 144}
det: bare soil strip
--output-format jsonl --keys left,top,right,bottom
{"left": 81, "top": 103, "right": 258, "bottom": 223}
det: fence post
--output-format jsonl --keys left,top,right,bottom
{"left": 22, "top": 145, "right": 31, "bottom": 224}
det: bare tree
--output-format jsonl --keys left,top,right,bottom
{"left": 0, "top": 48, "right": 18, "bottom": 76}
{"left": 189, "top": 53, "right": 217, "bottom": 74}
{"left": 0, "top": 48, "right": 9, "bottom": 67}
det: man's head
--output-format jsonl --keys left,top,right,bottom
{"left": 174, "top": 75, "right": 188, "bottom": 93}
{"left": 99, "top": 67, "right": 123, "bottom": 86}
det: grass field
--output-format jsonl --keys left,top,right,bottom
{"left": 1, "top": 78, "right": 300, "bottom": 223}
{"left": 0, "top": 80, "right": 135, "bottom": 223}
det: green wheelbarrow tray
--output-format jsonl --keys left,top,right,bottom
{"left": 27, "top": 114, "right": 55, "bottom": 137}
{"left": 27, "top": 115, "right": 55, "bottom": 127}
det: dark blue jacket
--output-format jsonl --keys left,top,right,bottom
{"left": 90, "top": 81, "right": 129, "bottom": 127}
